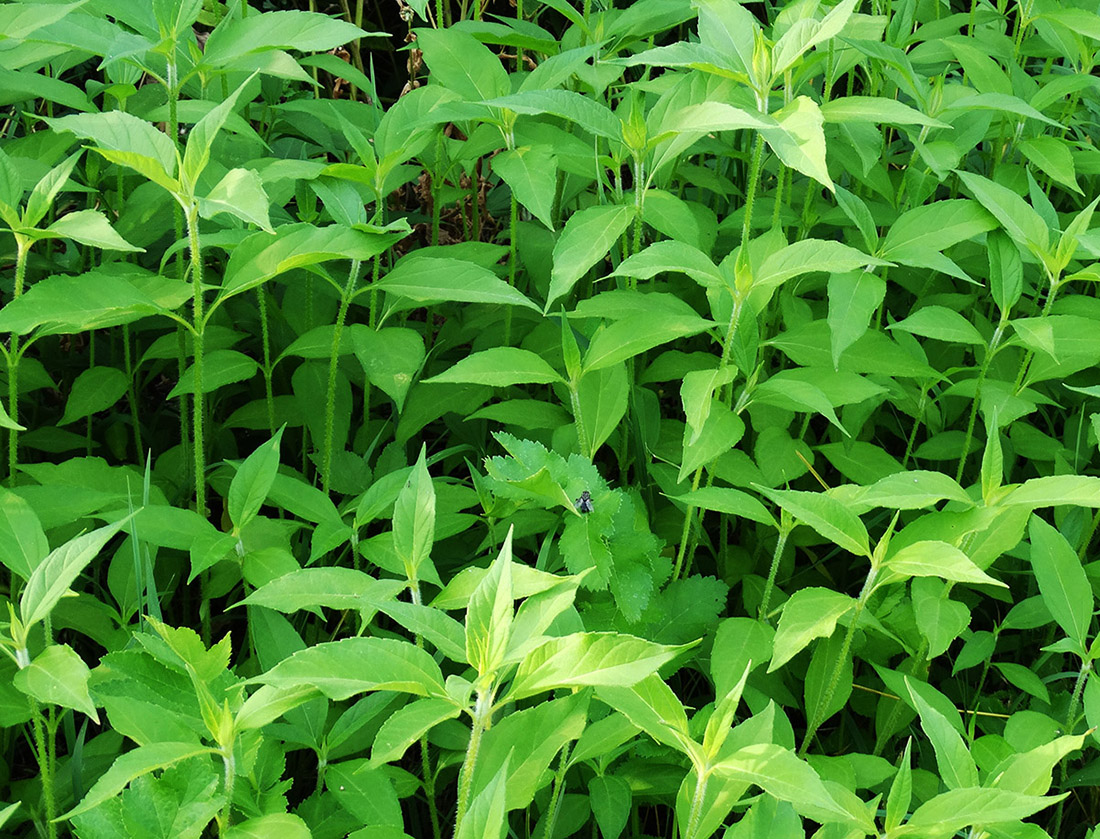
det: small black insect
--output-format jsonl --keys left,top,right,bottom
{"left": 575, "top": 490, "right": 594, "bottom": 514}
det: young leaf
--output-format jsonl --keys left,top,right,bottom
{"left": 393, "top": 446, "right": 436, "bottom": 584}
{"left": 546, "top": 205, "right": 635, "bottom": 311}
{"left": 509, "top": 633, "right": 691, "bottom": 701}
{"left": 13, "top": 643, "right": 98, "bottom": 722}
{"left": 21, "top": 517, "right": 130, "bottom": 629}
{"left": 493, "top": 146, "right": 557, "bottom": 231}
{"left": 768, "top": 587, "right": 857, "bottom": 672}
{"left": 466, "top": 529, "right": 515, "bottom": 679}
{"left": 1027, "top": 515, "right": 1093, "bottom": 646}
{"left": 228, "top": 427, "right": 284, "bottom": 534}
{"left": 251, "top": 636, "right": 448, "bottom": 700}
{"left": 755, "top": 487, "right": 871, "bottom": 558}
{"left": 423, "top": 347, "right": 564, "bottom": 387}
{"left": 883, "top": 540, "right": 1007, "bottom": 588}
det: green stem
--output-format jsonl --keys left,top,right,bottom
{"left": 8, "top": 235, "right": 29, "bottom": 484}
{"left": 759, "top": 516, "right": 793, "bottom": 621}
{"left": 323, "top": 260, "right": 362, "bottom": 494}
{"left": 569, "top": 384, "right": 591, "bottom": 459}
{"left": 504, "top": 191, "right": 517, "bottom": 346}
{"left": 672, "top": 467, "right": 704, "bottom": 581}
{"left": 218, "top": 747, "right": 236, "bottom": 835}
{"left": 540, "top": 741, "right": 573, "bottom": 839}
{"left": 256, "top": 289, "right": 276, "bottom": 435}
{"left": 741, "top": 134, "right": 766, "bottom": 246}
{"left": 186, "top": 206, "right": 206, "bottom": 517}
{"left": 901, "top": 387, "right": 928, "bottom": 469}
{"left": 453, "top": 688, "right": 493, "bottom": 837}
{"left": 799, "top": 568, "right": 876, "bottom": 755}
{"left": 122, "top": 324, "right": 143, "bottom": 458}
{"left": 956, "top": 323, "right": 1005, "bottom": 483}
{"left": 683, "top": 770, "right": 709, "bottom": 839}
{"left": 30, "top": 702, "right": 56, "bottom": 839}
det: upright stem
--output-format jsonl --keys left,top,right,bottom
{"left": 683, "top": 770, "right": 709, "bottom": 839}
{"left": 186, "top": 206, "right": 206, "bottom": 516}
{"left": 742, "top": 134, "right": 766, "bottom": 246}
{"left": 539, "top": 741, "right": 574, "bottom": 839}
{"left": 453, "top": 687, "right": 493, "bottom": 837}
{"left": 956, "top": 323, "right": 1004, "bottom": 483}
{"left": 30, "top": 702, "right": 57, "bottom": 839}
{"left": 218, "top": 747, "right": 236, "bottom": 834}
{"left": 7, "top": 236, "right": 29, "bottom": 483}
{"left": 799, "top": 569, "right": 876, "bottom": 755}
{"left": 122, "top": 324, "right": 143, "bottom": 458}
{"left": 323, "top": 260, "right": 362, "bottom": 494}
{"left": 673, "top": 467, "right": 704, "bottom": 580}
{"left": 256, "top": 289, "right": 276, "bottom": 435}
{"left": 759, "top": 517, "right": 793, "bottom": 620}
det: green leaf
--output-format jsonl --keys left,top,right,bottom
{"left": 251, "top": 636, "right": 447, "bottom": 700}
{"left": 612, "top": 240, "right": 724, "bottom": 288}
{"left": 906, "top": 787, "right": 1063, "bottom": 833}
{"left": 424, "top": 347, "right": 564, "bottom": 387}
{"left": 60, "top": 741, "right": 217, "bottom": 821}
{"left": 222, "top": 223, "right": 404, "bottom": 300}
{"left": 474, "top": 691, "right": 588, "bottom": 809}
{"left": 44, "top": 209, "right": 143, "bottom": 251}
{"left": 905, "top": 676, "right": 978, "bottom": 789}
{"left": 378, "top": 256, "right": 540, "bottom": 313}
{"left": 417, "top": 26, "right": 510, "bottom": 101}
{"left": 956, "top": 170, "right": 1049, "bottom": 258}
{"left": 457, "top": 753, "right": 509, "bottom": 839}
{"left": 0, "top": 490, "right": 47, "bottom": 581}
{"left": 820, "top": 96, "right": 950, "bottom": 127}
{"left": 667, "top": 487, "right": 775, "bottom": 527}
{"left": 1005, "top": 475, "right": 1100, "bottom": 508}
{"left": 466, "top": 530, "right": 515, "bottom": 678}
{"left": 679, "top": 403, "right": 746, "bottom": 481}
{"left": 48, "top": 111, "right": 179, "bottom": 193}
{"left": 198, "top": 167, "right": 273, "bottom": 232}
{"left": 1018, "top": 136, "right": 1081, "bottom": 194}
{"left": 241, "top": 567, "right": 403, "bottom": 613}
{"left": 575, "top": 363, "right": 629, "bottom": 456}
{"left": 202, "top": 10, "right": 374, "bottom": 66}
{"left": 755, "top": 239, "right": 887, "bottom": 290}
{"left": 760, "top": 97, "right": 833, "bottom": 190}
{"left": 589, "top": 775, "right": 631, "bottom": 839}
{"left": 888, "top": 305, "right": 986, "bottom": 345}
{"left": 584, "top": 311, "right": 714, "bottom": 373}
{"left": 21, "top": 517, "right": 129, "bottom": 629}
{"left": 181, "top": 76, "right": 256, "bottom": 187}
{"left": 350, "top": 325, "right": 424, "bottom": 411}
{"left": 228, "top": 427, "right": 284, "bottom": 533}
{"left": 769, "top": 587, "right": 857, "bottom": 672}
{"left": 880, "top": 199, "right": 998, "bottom": 262}
{"left": 755, "top": 487, "right": 871, "bottom": 558}
{"left": 168, "top": 350, "right": 259, "bottom": 398}
{"left": 0, "top": 268, "right": 186, "bottom": 335}
{"left": 13, "top": 643, "right": 98, "bottom": 721}
{"left": 493, "top": 146, "right": 557, "bottom": 231}
{"left": 546, "top": 205, "right": 635, "bottom": 311}
{"left": 993, "top": 661, "right": 1050, "bottom": 704}
{"left": 60, "top": 367, "right": 129, "bottom": 426}
{"left": 884, "top": 540, "right": 1007, "bottom": 587}
{"left": 510, "top": 633, "right": 690, "bottom": 701}
{"left": 1027, "top": 515, "right": 1092, "bottom": 645}
{"left": 393, "top": 446, "right": 436, "bottom": 584}
{"left": 234, "top": 683, "right": 319, "bottom": 731}
{"left": 857, "top": 471, "right": 973, "bottom": 510}
{"left": 828, "top": 271, "right": 885, "bottom": 369}
{"left": 327, "top": 759, "right": 403, "bottom": 828}
{"left": 23, "top": 152, "right": 82, "bottom": 229}
{"left": 224, "top": 815, "right": 311, "bottom": 839}
{"left": 713, "top": 744, "right": 848, "bottom": 824}
{"left": 372, "top": 697, "right": 462, "bottom": 766}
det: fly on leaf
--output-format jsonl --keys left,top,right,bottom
{"left": 575, "top": 490, "right": 593, "bottom": 514}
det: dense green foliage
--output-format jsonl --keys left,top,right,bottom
{"left": 0, "top": 0, "right": 1099, "bottom": 836}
